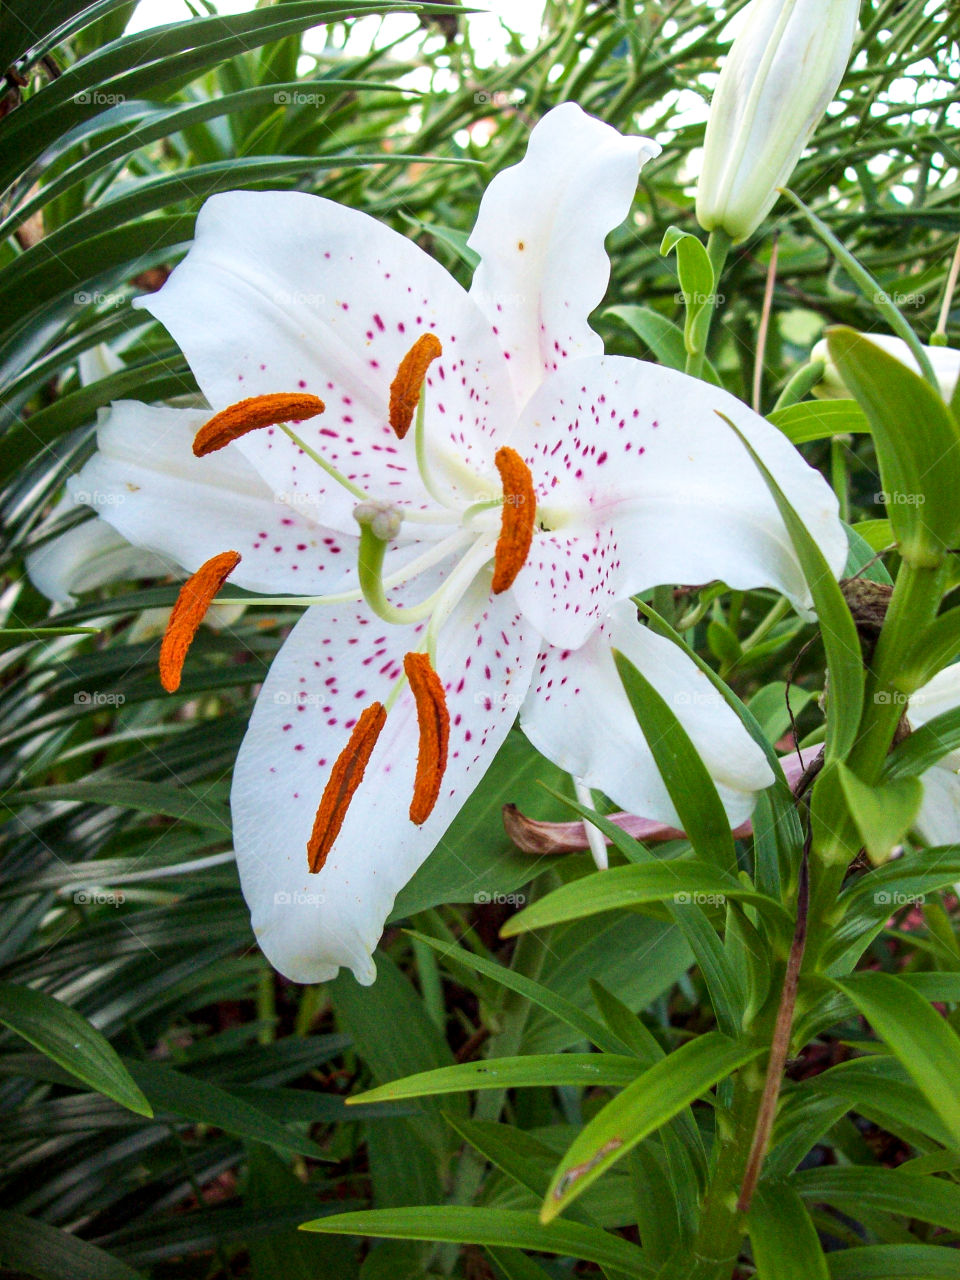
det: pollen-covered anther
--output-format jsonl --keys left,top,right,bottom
{"left": 192, "top": 393, "right": 325, "bottom": 456}
{"left": 404, "top": 652, "right": 450, "bottom": 825}
{"left": 491, "top": 446, "right": 537, "bottom": 594}
{"left": 307, "top": 702, "right": 387, "bottom": 873}
{"left": 389, "top": 333, "right": 442, "bottom": 439}
{"left": 159, "top": 550, "right": 241, "bottom": 692}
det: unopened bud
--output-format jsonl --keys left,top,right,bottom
{"left": 696, "top": 0, "right": 860, "bottom": 243}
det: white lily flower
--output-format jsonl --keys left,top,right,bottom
{"left": 902, "top": 665, "right": 960, "bottom": 847}
{"left": 696, "top": 0, "right": 860, "bottom": 243}
{"left": 72, "top": 103, "right": 847, "bottom": 983}
{"left": 812, "top": 334, "right": 960, "bottom": 404}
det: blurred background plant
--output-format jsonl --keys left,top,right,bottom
{"left": 1, "top": 0, "right": 959, "bottom": 1276}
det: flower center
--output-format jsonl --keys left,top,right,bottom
{"left": 167, "top": 333, "right": 539, "bottom": 871}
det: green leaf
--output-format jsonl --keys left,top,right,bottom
{"left": 717, "top": 414, "right": 864, "bottom": 763}
{"left": 833, "top": 972, "right": 960, "bottom": 1148}
{"left": 827, "top": 327, "right": 960, "bottom": 566}
{"left": 612, "top": 650, "right": 737, "bottom": 870}
{"left": 660, "top": 226, "right": 715, "bottom": 355}
{"left": 10, "top": 780, "right": 231, "bottom": 833}
{"left": 795, "top": 1164, "right": 960, "bottom": 1234}
{"left": 405, "top": 930, "right": 632, "bottom": 1056}
{"left": 0, "top": 982, "right": 151, "bottom": 1116}
{"left": 501, "top": 860, "right": 789, "bottom": 938}
{"left": 300, "top": 1207, "right": 651, "bottom": 1275}
{"left": 0, "top": 1211, "right": 145, "bottom": 1280}
{"left": 902, "top": 607, "right": 960, "bottom": 690}
{"left": 767, "top": 399, "right": 870, "bottom": 445}
{"left": 837, "top": 764, "right": 923, "bottom": 862}
{"left": 827, "top": 1244, "right": 960, "bottom": 1279}
{"left": 541, "top": 1032, "right": 761, "bottom": 1221}
{"left": 748, "top": 1181, "right": 829, "bottom": 1280}
{"left": 123, "top": 1059, "right": 326, "bottom": 1158}
{"left": 350, "top": 1054, "right": 644, "bottom": 1103}
{"left": 606, "top": 304, "right": 722, "bottom": 384}
{"left": 884, "top": 707, "right": 960, "bottom": 779}
{"left": 393, "top": 731, "right": 568, "bottom": 918}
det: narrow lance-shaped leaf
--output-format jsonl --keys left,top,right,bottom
{"left": 612, "top": 648, "right": 737, "bottom": 870}
{"left": 540, "top": 1031, "right": 761, "bottom": 1222}
{"left": 827, "top": 326, "right": 960, "bottom": 568}
{"left": 0, "top": 982, "right": 152, "bottom": 1117}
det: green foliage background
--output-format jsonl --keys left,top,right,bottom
{"left": 1, "top": 0, "right": 959, "bottom": 1276}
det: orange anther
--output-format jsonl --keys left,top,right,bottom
{"left": 491, "top": 446, "right": 536, "bottom": 594}
{"left": 388, "top": 333, "right": 442, "bottom": 439}
{"left": 193, "top": 393, "right": 325, "bottom": 456}
{"left": 404, "top": 652, "right": 449, "bottom": 825}
{"left": 159, "top": 550, "right": 241, "bottom": 692}
{"left": 307, "top": 702, "right": 387, "bottom": 872}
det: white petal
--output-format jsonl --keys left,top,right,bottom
{"left": 26, "top": 502, "right": 173, "bottom": 604}
{"left": 908, "top": 661, "right": 960, "bottom": 771}
{"left": 137, "top": 190, "right": 517, "bottom": 528}
{"left": 468, "top": 103, "right": 659, "bottom": 406}
{"left": 231, "top": 579, "right": 539, "bottom": 984}
{"left": 507, "top": 355, "right": 847, "bottom": 649}
{"left": 69, "top": 401, "right": 359, "bottom": 596}
{"left": 813, "top": 335, "right": 960, "bottom": 404}
{"left": 520, "top": 601, "right": 773, "bottom": 829}
{"left": 914, "top": 766, "right": 960, "bottom": 847}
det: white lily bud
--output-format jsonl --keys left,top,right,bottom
{"left": 811, "top": 334, "right": 960, "bottom": 403}
{"left": 696, "top": 0, "right": 860, "bottom": 243}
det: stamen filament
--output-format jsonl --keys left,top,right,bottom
{"left": 159, "top": 550, "right": 241, "bottom": 692}
{"left": 215, "top": 530, "right": 476, "bottom": 612}
{"left": 307, "top": 702, "right": 386, "bottom": 872}
{"left": 404, "top": 652, "right": 450, "bottom": 824}
{"left": 423, "top": 535, "right": 498, "bottom": 662}
{"left": 414, "top": 391, "right": 459, "bottom": 511}
{"left": 280, "top": 423, "right": 370, "bottom": 502}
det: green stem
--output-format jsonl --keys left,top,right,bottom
{"left": 681, "top": 1064, "right": 767, "bottom": 1280}
{"left": 778, "top": 187, "right": 939, "bottom": 391}
{"left": 772, "top": 358, "right": 826, "bottom": 411}
{"left": 830, "top": 435, "right": 852, "bottom": 523}
{"left": 685, "top": 229, "right": 732, "bottom": 380}
{"left": 806, "top": 558, "right": 947, "bottom": 954}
